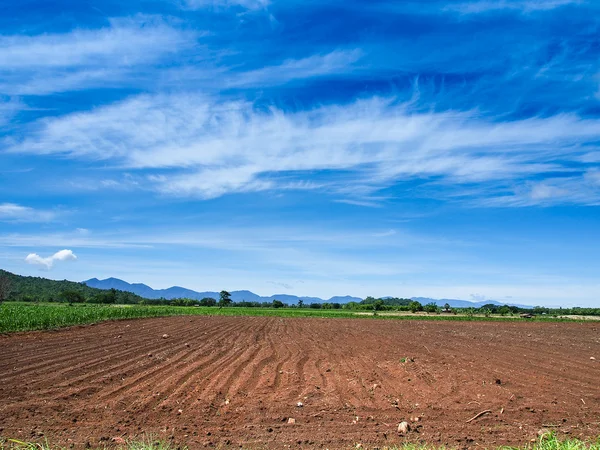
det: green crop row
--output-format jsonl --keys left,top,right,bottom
{"left": 0, "top": 302, "right": 579, "bottom": 333}
{"left": 2, "top": 433, "right": 600, "bottom": 450}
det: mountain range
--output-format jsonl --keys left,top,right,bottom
{"left": 83, "top": 277, "right": 363, "bottom": 304}
{"left": 410, "top": 297, "right": 529, "bottom": 309}
{"left": 83, "top": 277, "right": 529, "bottom": 308}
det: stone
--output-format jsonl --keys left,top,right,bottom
{"left": 397, "top": 421, "right": 410, "bottom": 434}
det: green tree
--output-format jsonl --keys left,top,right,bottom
{"left": 297, "top": 299, "right": 304, "bottom": 308}
{"left": 100, "top": 288, "right": 118, "bottom": 304}
{"left": 409, "top": 301, "right": 423, "bottom": 313}
{"left": 219, "top": 290, "right": 232, "bottom": 307}
{"left": 481, "top": 303, "right": 498, "bottom": 314}
{"left": 272, "top": 299, "right": 284, "bottom": 308}
{"left": 498, "top": 305, "right": 511, "bottom": 316}
{"left": 200, "top": 297, "right": 217, "bottom": 306}
{"left": 171, "top": 298, "right": 199, "bottom": 307}
{"left": 424, "top": 302, "right": 438, "bottom": 313}
{"left": 60, "top": 290, "right": 86, "bottom": 304}
{"left": 373, "top": 299, "right": 385, "bottom": 311}
{"left": 0, "top": 274, "right": 11, "bottom": 304}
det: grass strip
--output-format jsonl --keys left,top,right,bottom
{"left": 0, "top": 302, "right": 579, "bottom": 333}
{"left": 2, "top": 433, "right": 600, "bottom": 449}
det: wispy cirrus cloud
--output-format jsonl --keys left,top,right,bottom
{"left": 226, "top": 50, "right": 363, "bottom": 88}
{"left": 0, "top": 97, "right": 23, "bottom": 127}
{"left": 0, "top": 16, "right": 198, "bottom": 96}
{"left": 182, "top": 0, "right": 269, "bottom": 10}
{"left": 0, "top": 203, "right": 58, "bottom": 222}
{"left": 0, "top": 16, "right": 194, "bottom": 69}
{"left": 155, "top": 48, "right": 363, "bottom": 95}
{"left": 484, "top": 170, "right": 600, "bottom": 207}
{"left": 446, "top": 0, "right": 584, "bottom": 14}
{"left": 7, "top": 93, "right": 600, "bottom": 205}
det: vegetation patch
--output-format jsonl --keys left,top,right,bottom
{"left": 2, "top": 434, "right": 600, "bottom": 450}
{"left": 0, "top": 301, "right": 580, "bottom": 333}
{"left": 1, "top": 269, "right": 597, "bottom": 333}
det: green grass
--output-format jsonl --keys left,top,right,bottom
{"left": 0, "top": 302, "right": 358, "bottom": 332}
{"left": 1, "top": 434, "right": 599, "bottom": 450}
{"left": 0, "top": 436, "right": 176, "bottom": 450}
{"left": 0, "top": 302, "right": 576, "bottom": 333}
{"left": 391, "top": 433, "right": 600, "bottom": 450}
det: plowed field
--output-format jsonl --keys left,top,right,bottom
{"left": 1, "top": 316, "right": 599, "bottom": 449}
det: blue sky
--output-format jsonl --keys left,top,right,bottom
{"left": 1, "top": 0, "right": 599, "bottom": 306}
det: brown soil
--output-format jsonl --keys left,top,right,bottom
{"left": 1, "top": 316, "right": 599, "bottom": 449}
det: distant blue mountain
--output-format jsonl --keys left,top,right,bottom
{"left": 83, "top": 277, "right": 526, "bottom": 308}
{"left": 328, "top": 295, "right": 363, "bottom": 303}
{"left": 83, "top": 277, "right": 360, "bottom": 304}
{"left": 84, "top": 278, "right": 210, "bottom": 300}
{"left": 410, "top": 297, "right": 531, "bottom": 309}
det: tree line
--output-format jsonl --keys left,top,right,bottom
{"left": 1, "top": 270, "right": 598, "bottom": 316}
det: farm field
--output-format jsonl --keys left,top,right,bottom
{"left": 0, "top": 303, "right": 358, "bottom": 333}
{"left": 0, "top": 302, "right": 588, "bottom": 334}
{"left": 1, "top": 316, "right": 599, "bottom": 449}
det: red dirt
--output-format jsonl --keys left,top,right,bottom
{"left": 1, "top": 316, "right": 599, "bottom": 449}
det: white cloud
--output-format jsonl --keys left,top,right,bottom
{"left": 585, "top": 169, "right": 600, "bottom": 185}
{"left": 0, "top": 17, "right": 192, "bottom": 69}
{"left": 1, "top": 69, "right": 134, "bottom": 97}
{"left": 6, "top": 93, "right": 600, "bottom": 204}
{"left": 156, "top": 49, "right": 362, "bottom": 94}
{"left": 183, "top": 0, "right": 269, "bottom": 10}
{"left": 482, "top": 169, "right": 600, "bottom": 207}
{"left": 227, "top": 50, "right": 363, "bottom": 88}
{"left": 0, "top": 203, "right": 57, "bottom": 222}
{"left": 25, "top": 249, "right": 77, "bottom": 270}
{"left": 0, "top": 17, "right": 197, "bottom": 95}
{"left": 334, "top": 198, "right": 384, "bottom": 208}
{"left": 372, "top": 229, "right": 397, "bottom": 237}
{"left": 447, "top": 0, "right": 583, "bottom": 14}
{"left": 0, "top": 97, "right": 23, "bottom": 126}
{"left": 150, "top": 166, "right": 274, "bottom": 198}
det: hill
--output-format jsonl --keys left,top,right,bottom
{"left": 0, "top": 270, "right": 147, "bottom": 304}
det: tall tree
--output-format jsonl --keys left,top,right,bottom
{"left": 219, "top": 290, "right": 232, "bottom": 307}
